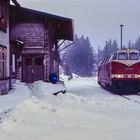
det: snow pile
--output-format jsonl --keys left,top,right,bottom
{"left": 28, "top": 81, "right": 65, "bottom": 98}
{"left": 0, "top": 81, "right": 30, "bottom": 113}
{"left": 1, "top": 94, "right": 140, "bottom": 140}
{"left": 0, "top": 77, "right": 140, "bottom": 140}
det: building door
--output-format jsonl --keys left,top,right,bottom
{"left": 23, "top": 55, "right": 44, "bottom": 83}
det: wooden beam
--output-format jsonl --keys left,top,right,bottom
{"left": 11, "top": 0, "right": 21, "bottom": 7}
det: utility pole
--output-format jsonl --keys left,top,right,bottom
{"left": 120, "top": 24, "right": 124, "bottom": 49}
{"left": 105, "top": 41, "right": 108, "bottom": 57}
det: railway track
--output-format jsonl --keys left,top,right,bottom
{"left": 87, "top": 78, "right": 140, "bottom": 105}
{"left": 120, "top": 94, "right": 140, "bottom": 105}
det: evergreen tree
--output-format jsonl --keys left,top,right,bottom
{"left": 102, "top": 39, "right": 118, "bottom": 58}
{"left": 97, "top": 46, "right": 103, "bottom": 63}
{"left": 133, "top": 37, "right": 140, "bottom": 51}
{"left": 65, "top": 35, "right": 95, "bottom": 77}
{"left": 127, "top": 40, "right": 133, "bottom": 49}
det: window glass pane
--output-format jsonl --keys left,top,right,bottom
{"left": 2, "top": 51, "right": 5, "bottom": 60}
{"left": 35, "top": 58, "right": 43, "bottom": 65}
{"left": 0, "top": 46, "right": 6, "bottom": 79}
{"left": 25, "top": 58, "right": 32, "bottom": 65}
{"left": 0, "top": 0, "right": 7, "bottom": 31}
{"left": 129, "top": 52, "right": 139, "bottom": 60}
{"left": 118, "top": 52, "right": 128, "bottom": 60}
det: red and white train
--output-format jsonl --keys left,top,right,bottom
{"left": 98, "top": 49, "right": 140, "bottom": 91}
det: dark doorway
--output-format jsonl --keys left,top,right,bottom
{"left": 23, "top": 55, "right": 44, "bottom": 83}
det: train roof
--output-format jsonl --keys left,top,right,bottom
{"left": 98, "top": 49, "right": 140, "bottom": 66}
{"left": 115, "top": 48, "right": 139, "bottom": 53}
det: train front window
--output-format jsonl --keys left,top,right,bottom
{"left": 118, "top": 52, "right": 128, "bottom": 60}
{"left": 129, "top": 52, "right": 139, "bottom": 60}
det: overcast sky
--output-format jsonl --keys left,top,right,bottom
{"left": 13, "top": 0, "right": 140, "bottom": 50}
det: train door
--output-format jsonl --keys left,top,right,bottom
{"left": 23, "top": 55, "right": 44, "bottom": 83}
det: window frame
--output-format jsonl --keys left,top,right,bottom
{"left": 0, "top": 45, "right": 7, "bottom": 79}
{"left": 0, "top": 0, "right": 8, "bottom": 32}
{"left": 129, "top": 52, "right": 139, "bottom": 60}
{"left": 118, "top": 52, "right": 128, "bottom": 60}
{"left": 35, "top": 57, "right": 43, "bottom": 65}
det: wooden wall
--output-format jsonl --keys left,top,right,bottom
{"left": 10, "top": 22, "right": 59, "bottom": 82}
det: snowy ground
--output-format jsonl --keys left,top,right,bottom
{"left": 0, "top": 76, "right": 140, "bottom": 140}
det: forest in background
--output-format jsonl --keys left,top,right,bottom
{"left": 61, "top": 35, "right": 140, "bottom": 77}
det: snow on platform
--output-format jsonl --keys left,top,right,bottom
{"left": 0, "top": 77, "right": 140, "bottom": 140}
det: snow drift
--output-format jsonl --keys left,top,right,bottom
{"left": 0, "top": 77, "right": 140, "bottom": 140}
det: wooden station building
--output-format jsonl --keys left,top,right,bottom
{"left": 10, "top": 6, "right": 73, "bottom": 83}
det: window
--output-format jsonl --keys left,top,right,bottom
{"left": 104, "top": 57, "right": 109, "bottom": 63}
{"left": 0, "top": 46, "right": 7, "bottom": 79}
{"left": 25, "top": 58, "right": 32, "bottom": 65}
{"left": 118, "top": 52, "right": 128, "bottom": 60}
{"left": 129, "top": 52, "right": 139, "bottom": 60}
{"left": 2, "top": 51, "right": 6, "bottom": 60}
{"left": 35, "top": 58, "right": 43, "bottom": 65}
{"left": 0, "top": 0, "right": 7, "bottom": 32}
{"left": 51, "top": 44, "right": 56, "bottom": 51}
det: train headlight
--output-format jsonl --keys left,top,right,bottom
{"left": 137, "top": 74, "right": 140, "bottom": 78}
{"left": 116, "top": 74, "right": 124, "bottom": 78}
{"left": 112, "top": 74, "right": 140, "bottom": 79}
{"left": 112, "top": 74, "right": 124, "bottom": 78}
